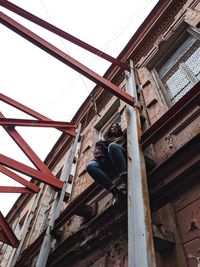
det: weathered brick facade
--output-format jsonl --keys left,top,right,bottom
{"left": 1, "top": 0, "right": 200, "bottom": 266}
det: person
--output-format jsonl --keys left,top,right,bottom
{"left": 86, "top": 122, "right": 127, "bottom": 205}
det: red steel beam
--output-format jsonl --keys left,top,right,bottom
{"left": 0, "top": 0, "right": 129, "bottom": 71}
{"left": 0, "top": 154, "right": 63, "bottom": 190}
{"left": 0, "top": 118, "right": 76, "bottom": 130}
{"left": 0, "top": 165, "right": 39, "bottom": 193}
{"left": 0, "top": 186, "right": 33, "bottom": 194}
{"left": 0, "top": 112, "right": 58, "bottom": 179}
{"left": 0, "top": 230, "right": 10, "bottom": 245}
{"left": 0, "top": 12, "right": 135, "bottom": 107}
{"left": 0, "top": 211, "right": 19, "bottom": 247}
{"left": 0, "top": 93, "right": 76, "bottom": 137}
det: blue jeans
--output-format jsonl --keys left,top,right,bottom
{"left": 86, "top": 142, "right": 127, "bottom": 191}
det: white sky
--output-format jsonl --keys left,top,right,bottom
{"left": 0, "top": 0, "right": 159, "bottom": 215}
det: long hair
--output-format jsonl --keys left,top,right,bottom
{"left": 103, "top": 122, "right": 123, "bottom": 140}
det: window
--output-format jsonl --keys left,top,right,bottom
{"left": 154, "top": 32, "right": 200, "bottom": 104}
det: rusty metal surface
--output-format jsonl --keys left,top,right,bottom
{"left": 0, "top": 0, "right": 129, "bottom": 71}
{"left": 126, "top": 69, "right": 156, "bottom": 267}
{"left": 0, "top": 12, "right": 135, "bottom": 107}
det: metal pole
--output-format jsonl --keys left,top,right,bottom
{"left": 125, "top": 64, "right": 156, "bottom": 267}
{"left": 36, "top": 123, "right": 81, "bottom": 267}
{"left": 10, "top": 184, "right": 45, "bottom": 267}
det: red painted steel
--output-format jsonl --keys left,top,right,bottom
{"left": 0, "top": 186, "right": 33, "bottom": 194}
{"left": 0, "top": 154, "right": 63, "bottom": 190}
{"left": 0, "top": 93, "right": 76, "bottom": 137}
{"left": 0, "top": 118, "right": 76, "bottom": 129}
{"left": 0, "top": 12, "right": 135, "bottom": 107}
{"left": 0, "top": 165, "right": 39, "bottom": 193}
{"left": 0, "top": 211, "right": 19, "bottom": 247}
{"left": 0, "top": 112, "right": 64, "bottom": 178}
{"left": 0, "top": 231, "right": 10, "bottom": 244}
{"left": 0, "top": 0, "right": 129, "bottom": 71}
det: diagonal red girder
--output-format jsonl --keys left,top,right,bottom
{"left": 0, "top": 93, "right": 76, "bottom": 137}
{"left": 0, "top": 0, "right": 135, "bottom": 249}
{"left": 0, "top": 186, "right": 33, "bottom": 194}
{"left": 0, "top": 12, "right": 135, "bottom": 107}
{"left": 0, "top": 154, "right": 63, "bottom": 190}
{"left": 0, "top": 165, "right": 39, "bottom": 193}
{"left": 0, "top": 211, "right": 19, "bottom": 247}
{"left": 0, "top": 229, "right": 10, "bottom": 244}
{"left": 0, "top": 118, "right": 76, "bottom": 129}
{"left": 0, "top": 112, "right": 60, "bottom": 179}
{"left": 0, "top": 0, "right": 129, "bottom": 71}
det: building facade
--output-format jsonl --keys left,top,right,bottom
{"left": 0, "top": 0, "right": 200, "bottom": 266}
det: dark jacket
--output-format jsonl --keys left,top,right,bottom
{"left": 94, "top": 130, "right": 127, "bottom": 161}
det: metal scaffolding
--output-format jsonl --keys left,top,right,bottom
{"left": 36, "top": 123, "right": 81, "bottom": 267}
{"left": 0, "top": 1, "right": 157, "bottom": 267}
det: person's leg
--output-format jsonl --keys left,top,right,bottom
{"left": 86, "top": 159, "right": 114, "bottom": 191}
{"left": 108, "top": 142, "right": 127, "bottom": 191}
{"left": 108, "top": 142, "right": 127, "bottom": 176}
{"left": 86, "top": 159, "right": 123, "bottom": 205}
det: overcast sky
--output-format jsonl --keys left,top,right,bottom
{"left": 0, "top": 0, "right": 159, "bottom": 215}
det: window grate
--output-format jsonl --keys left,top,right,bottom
{"left": 157, "top": 34, "right": 200, "bottom": 104}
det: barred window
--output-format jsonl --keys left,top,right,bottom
{"left": 156, "top": 34, "right": 200, "bottom": 104}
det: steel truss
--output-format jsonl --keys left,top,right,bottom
{"left": 0, "top": 0, "right": 135, "bottom": 255}
{"left": 0, "top": 93, "right": 77, "bottom": 247}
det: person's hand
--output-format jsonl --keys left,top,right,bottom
{"left": 134, "top": 102, "right": 142, "bottom": 112}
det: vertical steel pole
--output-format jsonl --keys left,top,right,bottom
{"left": 35, "top": 123, "right": 81, "bottom": 267}
{"left": 125, "top": 64, "right": 156, "bottom": 267}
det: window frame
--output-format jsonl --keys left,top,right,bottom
{"left": 151, "top": 26, "right": 200, "bottom": 107}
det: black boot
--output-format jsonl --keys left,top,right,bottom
{"left": 110, "top": 185, "right": 121, "bottom": 206}
{"left": 119, "top": 171, "right": 127, "bottom": 184}
{"left": 118, "top": 172, "right": 127, "bottom": 194}
{"left": 117, "top": 183, "right": 127, "bottom": 194}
